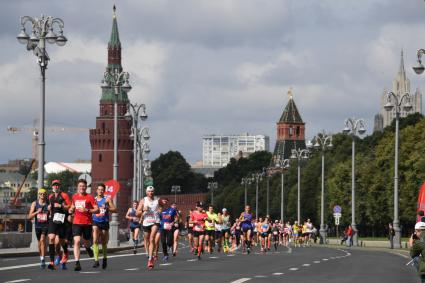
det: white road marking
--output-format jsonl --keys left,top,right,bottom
{"left": 80, "top": 271, "right": 100, "bottom": 274}
{"left": 273, "top": 272, "right": 284, "bottom": 275}
{"left": 230, "top": 278, "right": 251, "bottom": 283}
{"left": 289, "top": 268, "right": 299, "bottom": 271}
{"left": 125, "top": 268, "right": 140, "bottom": 271}
{"left": 4, "top": 280, "right": 31, "bottom": 283}
{"left": 322, "top": 258, "right": 329, "bottom": 261}
{"left": 313, "top": 261, "right": 321, "bottom": 263}
{"left": 254, "top": 275, "right": 267, "bottom": 278}
{"left": 3, "top": 259, "right": 18, "bottom": 261}
{"left": 302, "top": 263, "right": 311, "bottom": 266}
{"left": 160, "top": 263, "right": 173, "bottom": 266}
{"left": 287, "top": 247, "right": 292, "bottom": 253}
{"left": 227, "top": 254, "right": 235, "bottom": 257}
{"left": 209, "top": 256, "right": 219, "bottom": 259}
{"left": 187, "top": 259, "right": 198, "bottom": 262}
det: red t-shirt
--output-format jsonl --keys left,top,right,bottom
{"left": 190, "top": 211, "right": 208, "bottom": 232}
{"left": 72, "top": 193, "right": 97, "bottom": 225}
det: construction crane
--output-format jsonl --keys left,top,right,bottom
{"left": 6, "top": 122, "right": 89, "bottom": 166}
{"left": 11, "top": 158, "right": 36, "bottom": 207}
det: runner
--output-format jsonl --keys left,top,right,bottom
{"left": 232, "top": 218, "right": 242, "bottom": 251}
{"left": 306, "top": 218, "right": 313, "bottom": 246}
{"left": 239, "top": 205, "right": 254, "bottom": 254}
{"left": 69, "top": 179, "right": 99, "bottom": 271}
{"left": 92, "top": 183, "right": 116, "bottom": 269}
{"left": 220, "top": 208, "right": 231, "bottom": 253}
{"left": 136, "top": 186, "right": 162, "bottom": 270}
{"left": 205, "top": 205, "right": 218, "bottom": 254}
{"left": 159, "top": 198, "right": 177, "bottom": 262}
{"left": 28, "top": 188, "right": 49, "bottom": 269}
{"left": 126, "top": 201, "right": 141, "bottom": 254}
{"left": 171, "top": 204, "right": 182, "bottom": 256}
{"left": 259, "top": 217, "right": 270, "bottom": 253}
{"left": 292, "top": 221, "right": 300, "bottom": 247}
{"left": 186, "top": 209, "right": 194, "bottom": 253}
{"left": 283, "top": 221, "right": 291, "bottom": 247}
{"left": 215, "top": 211, "right": 223, "bottom": 253}
{"left": 47, "top": 180, "right": 71, "bottom": 270}
{"left": 271, "top": 220, "right": 280, "bottom": 251}
{"left": 190, "top": 201, "right": 208, "bottom": 260}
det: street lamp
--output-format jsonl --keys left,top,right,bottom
{"left": 310, "top": 131, "right": 333, "bottom": 244}
{"left": 171, "top": 185, "right": 181, "bottom": 203}
{"left": 101, "top": 67, "right": 132, "bottom": 247}
{"left": 126, "top": 103, "right": 148, "bottom": 201}
{"left": 138, "top": 139, "right": 150, "bottom": 199}
{"left": 343, "top": 117, "right": 366, "bottom": 247}
{"left": 274, "top": 156, "right": 290, "bottom": 222}
{"left": 384, "top": 91, "right": 412, "bottom": 249}
{"left": 241, "top": 177, "right": 253, "bottom": 207}
{"left": 252, "top": 172, "right": 263, "bottom": 219}
{"left": 290, "top": 148, "right": 310, "bottom": 224}
{"left": 413, "top": 49, "right": 425, "bottom": 75}
{"left": 207, "top": 182, "right": 218, "bottom": 206}
{"left": 17, "top": 15, "right": 67, "bottom": 194}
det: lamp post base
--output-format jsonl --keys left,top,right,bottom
{"left": 29, "top": 221, "right": 38, "bottom": 251}
{"left": 352, "top": 224, "right": 359, "bottom": 247}
{"left": 319, "top": 225, "right": 327, "bottom": 245}
{"left": 108, "top": 214, "right": 120, "bottom": 248}
{"left": 393, "top": 225, "right": 402, "bottom": 249}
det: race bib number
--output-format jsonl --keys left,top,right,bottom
{"left": 164, "top": 222, "right": 173, "bottom": 231}
{"left": 75, "top": 200, "right": 86, "bottom": 210}
{"left": 53, "top": 213, "right": 65, "bottom": 224}
{"left": 132, "top": 217, "right": 140, "bottom": 223}
{"left": 273, "top": 231, "right": 278, "bottom": 235}
{"left": 96, "top": 208, "right": 106, "bottom": 217}
{"left": 194, "top": 224, "right": 203, "bottom": 232}
{"left": 37, "top": 213, "right": 48, "bottom": 222}
{"left": 207, "top": 221, "right": 214, "bottom": 228}
{"left": 188, "top": 223, "right": 194, "bottom": 228}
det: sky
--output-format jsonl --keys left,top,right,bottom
{"left": 1, "top": 0, "right": 425, "bottom": 165}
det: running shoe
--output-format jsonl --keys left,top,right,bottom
{"left": 61, "top": 263, "right": 67, "bottom": 270}
{"left": 40, "top": 259, "right": 46, "bottom": 269}
{"left": 133, "top": 248, "right": 137, "bottom": 255}
{"left": 153, "top": 255, "right": 158, "bottom": 262}
{"left": 172, "top": 252, "right": 177, "bottom": 257}
{"left": 74, "top": 261, "right": 81, "bottom": 271}
{"left": 61, "top": 251, "right": 69, "bottom": 264}
{"left": 247, "top": 247, "right": 251, "bottom": 254}
{"left": 86, "top": 247, "right": 94, "bottom": 258}
{"left": 163, "top": 255, "right": 169, "bottom": 262}
{"left": 54, "top": 255, "right": 61, "bottom": 266}
{"left": 47, "top": 262, "right": 55, "bottom": 270}
{"left": 147, "top": 259, "right": 154, "bottom": 269}
{"left": 102, "top": 258, "right": 107, "bottom": 269}
{"left": 93, "top": 260, "right": 100, "bottom": 268}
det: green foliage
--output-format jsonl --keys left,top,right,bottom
{"left": 45, "top": 171, "right": 81, "bottom": 194}
{"left": 210, "top": 114, "right": 425, "bottom": 237}
{"left": 151, "top": 151, "right": 207, "bottom": 195}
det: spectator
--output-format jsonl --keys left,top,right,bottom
{"left": 346, "top": 225, "right": 353, "bottom": 247}
{"left": 341, "top": 227, "right": 348, "bottom": 245}
{"left": 18, "top": 223, "right": 24, "bottom": 233}
{"left": 409, "top": 222, "right": 425, "bottom": 282}
{"left": 388, "top": 223, "right": 395, "bottom": 249}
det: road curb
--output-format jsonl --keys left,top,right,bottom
{"left": 315, "top": 244, "right": 410, "bottom": 259}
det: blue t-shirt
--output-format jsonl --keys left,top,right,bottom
{"left": 160, "top": 207, "right": 177, "bottom": 231}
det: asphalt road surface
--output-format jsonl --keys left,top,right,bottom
{"left": 0, "top": 243, "right": 418, "bottom": 283}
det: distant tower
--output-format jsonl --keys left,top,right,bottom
{"left": 375, "top": 50, "right": 423, "bottom": 132}
{"left": 89, "top": 6, "right": 133, "bottom": 228}
{"left": 272, "top": 89, "right": 306, "bottom": 160}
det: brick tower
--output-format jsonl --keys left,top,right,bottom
{"left": 272, "top": 89, "right": 306, "bottom": 160}
{"left": 89, "top": 6, "right": 133, "bottom": 228}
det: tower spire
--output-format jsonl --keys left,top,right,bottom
{"left": 399, "top": 49, "right": 405, "bottom": 76}
{"left": 109, "top": 5, "right": 120, "bottom": 48}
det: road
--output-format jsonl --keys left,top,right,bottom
{"left": 0, "top": 243, "right": 418, "bottom": 283}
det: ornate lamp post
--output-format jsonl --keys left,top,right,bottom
{"left": 171, "top": 185, "right": 182, "bottom": 203}
{"left": 311, "top": 132, "right": 333, "bottom": 244}
{"left": 343, "top": 118, "right": 366, "bottom": 247}
{"left": 101, "top": 68, "right": 132, "bottom": 247}
{"left": 252, "top": 172, "right": 264, "bottom": 219}
{"left": 384, "top": 91, "right": 412, "bottom": 249}
{"left": 137, "top": 128, "right": 150, "bottom": 199}
{"left": 290, "top": 148, "right": 310, "bottom": 224}
{"left": 126, "top": 104, "right": 148, "bottom": 201}
{"left": 241, "top": 177, "right": 253, "bottom": 207}
{"left": 207, "top": 182, "right": 218, "bottom": 206}
{"left": 274, "top": 156, "right": 290, "bottom": 221}
{"left": 17, "top": 15, "right": 67, "bottom": 192}
{"left": 17, "top": 15, "right": 67, "bottom": 251}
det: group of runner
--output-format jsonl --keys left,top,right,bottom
{"left": 29, "top": 182, "right": 317, "bottom": 271}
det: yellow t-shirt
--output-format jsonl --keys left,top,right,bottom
{"left": 205, "top": 212, "right": 218, "bottom": 231}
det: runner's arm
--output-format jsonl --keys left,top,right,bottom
{"left": 106, "top": 197, "right": 117, "bottom": 213}
{"left": 28, "top": 201, "right": 37, "bottom": 219}
{"left": 136, "top": 199, "right": 144, "bottom": 217}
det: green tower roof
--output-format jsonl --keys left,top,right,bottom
{"left": 278, "top": 89, "right": 304, "bottom": 124}
{"left": 109, "top": 5, "right": 121, "bottom": 48}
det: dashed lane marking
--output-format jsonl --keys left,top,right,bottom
{"left": 187, "top": 259, "right": 198, "bottom": 262}
{"left": 273, "top": 273, "right": 284, "bottom": 275}
{"left": 289, "top": 268, "right": 299, "bottom": 271}
{"left": 160, "top": 263, "right": 172, "bottom": 266}
{"left": 124, "top": 268, "right": 140, "bottom": 271}
{"left": 322, "top": 258, "right": 329, "bottom": 261}
{"left": 302, "top": 264, "right": 311, "bottom": 266}
{"left": 3, "top": 259, "right": 18, "bottom": 261}
{"left": 313, "top": 261, "right": 321, "bottom": 263}
{"left": 209, "top": 256, "right": 219, "bottom": 259}
{"left": 4, "top": 280, "right": 31, "bottom": 283}
{"left": 230, "top": 278, "right": 252, "bottom": 283}
{"left": 80, "top": 271, "right": 100, "bottom": 274}
{"left": 254, "top": 275, "right": 267, "bottom": 278}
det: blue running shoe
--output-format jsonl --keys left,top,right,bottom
{"left": 163, "top": 255, "right": 169, "bottom": 262}
{"left": 54, "top": 256, "right": 61, "bottom": 266}
{"left": 40, "top": 259, "right": 46, "bottom": 269}
{"left": 61, "top": 263, "right": 67, "bottom": 270}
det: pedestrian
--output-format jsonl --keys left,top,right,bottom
{"left": 409, "top": 221, "right": 425, "bottom": 282}
{"left": 346, "top": 225, "right": 353, "bottom": 247}
{"left": 388, "top": 223, "right": 395, "bottom": 249}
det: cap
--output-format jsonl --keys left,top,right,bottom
{"left": 222, "top": 208, "right": 227, "bottom": 212}
{"left": 196, "top": 201, "right": 204, "bottom": 208}
{"left": 415, "top": 222, "right": 425, "bottom": 230}
{"left": 51, "top": 179, "right": 61, "bottom": 185}
{"left": 38, "top": 188, "right": 47, "bottom": 194}
{"left": 146, "top": 186, "right": 155, "bottom": 192}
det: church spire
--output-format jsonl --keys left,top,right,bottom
{"left": 399, "top": 49, "right": 406, "bottom": 77}
{"left": 107, "top": 5, "right": 122, "bottom": 70}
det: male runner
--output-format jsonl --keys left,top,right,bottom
{"left": 205, "top": 205, "right": 218, "bottom": 254}
{"left": 47, "top": 180, "right": 71, "bottom": 270}
{"left": 171, "top": 203, "right": 182, "bottom": 256}
{"left": 239, "top": 205, "right": 254, "bottom": 254}
{"left": 220, "top": 208, "right": 231, "bottom": 253}
{"left": 126, "top": 201, "right": 141, "bottom": 254}
{"left": 92, "top": 183, "right": 116, "bottom": 269}
{"left": 28, "top": 188, "right": 49, "bottom": 268}
{"left": 159, "top": 198, "right": 177, "bottom": 262}
{"left": 69, "top": 179, "right": 99, "bottom": 271}
{"left": 186, "top": 209, "right": 194, "bottom": 252}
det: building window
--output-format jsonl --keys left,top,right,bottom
{"left": 102, "top": 122, "right": 105, "bottom": 131}
{"left": 99, "top": 153, "right": 102, "bottom": 162}
{"left": 296, "top": 126, "right": 300, "bottom": 136}
{"left": 289, "top": 127, "right": 293, "bottom": 137}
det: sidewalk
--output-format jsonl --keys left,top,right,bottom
{"left": 0, "top": 241, "right": 141, "bottom": 258}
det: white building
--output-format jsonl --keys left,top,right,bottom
{"left": 202, "top": 134, "right": 270, "bottom": 167}
{"left": 374, "top": 50, "right": 423, "bottom": 132}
